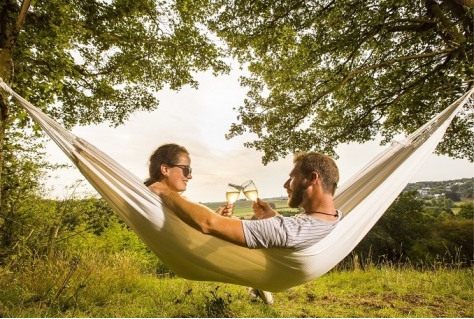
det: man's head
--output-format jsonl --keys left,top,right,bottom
{"left": 284, "top": 152, "right": 339, "bottom": 208}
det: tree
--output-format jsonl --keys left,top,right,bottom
{"left": 445, "top": 191, "right": 461, "bottom": 201}
{"left": 0, "top": 0, "right": 229, "bottom": 205}
{"left": 0, "top": 122, "right": 57, "bottom": 260}
{"left": 352, "top": 190, "right": 430, "bottom": 264}
{"left": 200, "top": 0, "right": 474, "bottom": 164}
{"left": 421, "top": 219, "right": 473, "bottom": 265}
{"left": 0, "top": 145, "right": 126, "bottom": 263}
{"left": 457, "top": 202, "right": 474, "bottom": 219}
{"left": 458, "top": 179, "right": 473, "bottom": 198}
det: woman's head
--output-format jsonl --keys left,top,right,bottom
{"left": 144, "top": 143, "right": 192, "bottom": 192}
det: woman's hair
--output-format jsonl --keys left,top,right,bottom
{"left": 293, "top": 152, "right": 339, "bottom": 195}
{"left": 144, "top": 143, "right": 189, "bottom": 186}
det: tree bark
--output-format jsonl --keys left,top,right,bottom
{"left": 47, "top": 225, "right": 60, "bottom": 259}
{"left": 0, "top": 0, "right": 27, "bottom": 209}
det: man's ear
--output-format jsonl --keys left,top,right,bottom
{"left": 308, "top": 172, "right": 319, "bottom": 185}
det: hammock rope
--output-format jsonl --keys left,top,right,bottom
{"left": 1, "top": 78, "right": 472, "bottom": 292}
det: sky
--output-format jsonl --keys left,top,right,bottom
{"left": 44, "top": 69, "right": 473, "bottom": 203}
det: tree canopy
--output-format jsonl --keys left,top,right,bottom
{"left": 202, "top": 0, "right": 473, "bottom": 164}
{"left": 0, "top": 0, "right": 472, "bottom": 170}
{"left": 0, "top": 0, "right": 229, "bottom": 129}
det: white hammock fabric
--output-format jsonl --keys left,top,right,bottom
{"left": 1, "top": 79, "right": 472, "bottom": 292}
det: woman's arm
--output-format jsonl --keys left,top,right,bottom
{"left": 149, "top": 183, "right": 247, "bottom": 247}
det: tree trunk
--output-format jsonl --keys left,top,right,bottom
{"left": 0, "top": 0, "right": 25, "bottom": 211}
{"left": 47, "top": 225, "right": 60, "bottom": 259}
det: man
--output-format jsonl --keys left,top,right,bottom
{"left": 148, "top": 151, "right": 342, "bottom": 250}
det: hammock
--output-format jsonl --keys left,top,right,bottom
{"left": 1, "top": 79, "right": 472, "bottom": 292}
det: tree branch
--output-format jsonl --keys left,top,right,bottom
{"left": 337, "top": 49, "right": 454, "bottom": 90}
{"left": 70, "top": 22, "right": 174, "bottom": 46}
{"left": 14, "top": 0, "right": 31, "bottom": 35}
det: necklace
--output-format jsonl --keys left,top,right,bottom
{"left": 305, "top": 210, "right": 338, "bottom": 217}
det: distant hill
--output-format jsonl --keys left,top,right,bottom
{"left": 403, "top": 177, "right": 472, "bottom": 200}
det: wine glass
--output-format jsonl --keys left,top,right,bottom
{"left": 242, "top": 180, "right": 258, "bottom": 202}
{"left": 226, "top": 183, "right": 241, "bottom": 204}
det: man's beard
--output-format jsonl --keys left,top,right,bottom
{"left": 288, "top": 180, "right": 307, "bottom": 208}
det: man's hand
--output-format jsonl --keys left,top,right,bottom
{"left": 252, "top": 198, "right": 278, "bottom": 219}
{"left": 216, "top": 203, "right": 234, "bottom": 217}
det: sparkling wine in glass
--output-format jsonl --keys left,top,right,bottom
{"left": 242, "top": 180, "right": 258, "bottom": 202}
{"left": 226, "top": 183, "right": 241, "bottom": 204}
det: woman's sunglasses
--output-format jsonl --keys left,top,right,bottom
{"left": 169, "top": 164, "right": 192, "bottom": 176}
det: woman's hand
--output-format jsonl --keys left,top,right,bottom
{"left": 216, "top": 203, "right": 234, "bottom": 217}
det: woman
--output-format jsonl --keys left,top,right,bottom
{"left": 144, "top": 143, "right": 193, "bottom": 192}
{"left": 146, "top": 143, "right": 273, "bottom": 304}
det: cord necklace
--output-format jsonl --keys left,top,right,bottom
{"left": 305, "top": 210, "right": 338, "bottom": 217}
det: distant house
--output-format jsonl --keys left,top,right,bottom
{"left": 418, "top": 187, "right": 432, "bottom": 198}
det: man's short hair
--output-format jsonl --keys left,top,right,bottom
{"left": 293, "top": 152, "right": 339, "bottom": 195}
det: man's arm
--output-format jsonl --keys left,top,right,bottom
{"left": 151, "top": 185, "right": 247, "bottom": 247}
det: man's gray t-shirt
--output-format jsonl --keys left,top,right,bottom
{"left": 242, "top": 211, "right": 343, "bottom": 250}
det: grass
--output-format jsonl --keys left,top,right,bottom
{"left": 1, "top": 252, "right": 472, "bottom": 317}
{"left": 451, "top": 200, "right": 472, "bottom": 215}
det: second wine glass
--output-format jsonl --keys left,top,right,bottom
{"left": 242, "top": 180, "right": 258, "bottom": 202}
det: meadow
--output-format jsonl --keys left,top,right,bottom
{"left": 1, "top": 185, "right": 471, "bottom": 317}
{"left": 1, "top": 252, "right": 472, "bottom": 317}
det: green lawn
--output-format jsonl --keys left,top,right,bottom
{"left": 1, "top": 254, "right": 472, "bottom": 318}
